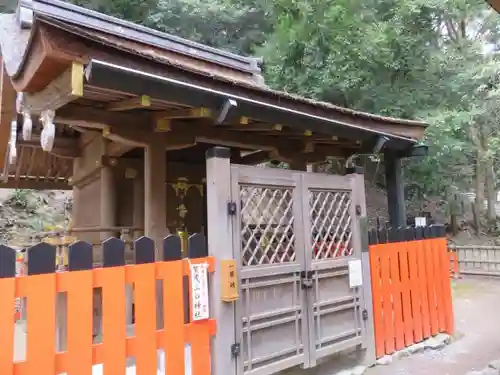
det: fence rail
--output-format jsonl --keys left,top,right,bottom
{"left": 0, "top": 233, "right": 215, "bottom": 375}
{"left": 451, "top": 245, "right": 500, "bottom": 277}
{"left": 369, "top": 225, "right": 454, "bottom": 358}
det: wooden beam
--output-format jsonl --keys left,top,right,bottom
{"left": 0, "top": 178, "right": 71, "bottom": 190}
{"left": 154, "top": 107, "right": 211, "bottom": 121}
{"left": 195, "top": 128, "right": 298, "bottom": 151}
{"left": 226, "top": 123, "right": 279, "bottom": 132}
{"left": 57, "top": 104, "right": 152, "bottom": 129}
{"left": 106, "top": 95, "right": 151, "bottom": 112}
{"left": 103, "top": 125, "right": 196, "bottom": 152}
{"left": 0, "top": 58, "right": 16, "bottom": 173}
{"left": 107, "top": 141, "right": 134, "bottom": 158}
{"left": 25, "top": 62, "right": 84, "bottom": 113}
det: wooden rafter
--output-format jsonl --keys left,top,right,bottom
{"left": 106, "top": 95, "right": 151, "bottom": 111}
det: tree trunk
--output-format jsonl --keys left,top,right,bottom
{"left": 474, "top": 150, "right": 485, "bottom": 233}
{"left": 471, "top": 122, "right": 485, "bottom": 233}
{"left": 486, "top": 159, "right": 497, "bottom": 222}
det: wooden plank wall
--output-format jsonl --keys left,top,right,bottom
{"left": 368, "top": 225, "right": 454, "bottom": 358}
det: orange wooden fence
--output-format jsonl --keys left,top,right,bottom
{"left": 0, "top": 233, "right": 216, "bottom": 375}
{"left": 369, "top": 225, "right": 454, "bottom": 358}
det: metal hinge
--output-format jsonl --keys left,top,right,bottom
{"left": 355, "top": 205, "right": 362, "bottom": 216}
{"left": 231, "top": 343, "right": 241, "bottom": 358}
{"left": 300, "top": 270, "right": 314, "bottom": 289}
{"left": 227, "top": 201, "right": 237, "bottom": 216}
{"left": 362, "top": 309, "right": 368, "bottom": 321}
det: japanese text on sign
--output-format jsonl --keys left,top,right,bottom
{"left": 190, "top": 262, "right": 210, "bottom": 321}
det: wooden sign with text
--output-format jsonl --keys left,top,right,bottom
{"left": 220, "top": 259, "right": 239, "bottom": 302}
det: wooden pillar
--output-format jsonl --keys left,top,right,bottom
{"left": 290, "top": 159, "right": 307, "bottom": 171}
{"left": 206, "top": 147, "right": 235, "bottom": 375}
{"left": 133, "top": 171, "right": 145, "bottom": 238}
{"left": 100, "top": 164, "right": 116, "bottom": 240}
{"left": 348, "top": 168, "right": 376, "bottom": 366}
{"left": 144, "top": 139, "right": 167, "bottom": 250}
{"left": 144, "top": 139, "right": 167, "bottom": 330}
{"left": 384, "top": 151, "right": 406, "bottom": 228}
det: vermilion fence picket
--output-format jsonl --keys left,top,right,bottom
{"left": 0, "top": 233, "right": 216, "bottom": 375}
{"left": 369, "top": 225, "right": 454, "bottom": 358}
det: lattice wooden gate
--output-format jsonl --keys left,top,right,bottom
{"left": 230, "top": 165, "right": 369, "bottom": 375}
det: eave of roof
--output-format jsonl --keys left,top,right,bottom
{"left": 19, "top": 0, "right": 262, "bottom": 76}
{"left": 86, "top": 59, "right": 421, "bottom": 151}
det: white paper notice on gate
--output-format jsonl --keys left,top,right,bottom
{"left": 348, "top": 259, "right": 363, "bottom": 288}
{"left": 190, "top": 262, "right": 210, "bottom": 321}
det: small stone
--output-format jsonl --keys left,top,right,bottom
{"left": 424, "top": 337, "right": 445, "bottom": 350}
{"left": 351, "top": 365, "right": 367, "bottom": 375}
{"left": 393, "top": 348, "right": 411, "bottom": 359}
{"left": 435, "top": 333, "right": 451, "bottom": 345}
{"left": 489, "top": 360, "right": 500, "bottom": 370}
{"left": 407, "top": 342, "right": 426, "bottom": 354}
{"left": 376, "top": 355, "right": 393, "bottom": 365}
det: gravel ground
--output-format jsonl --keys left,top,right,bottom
{"left": 367, "top": 276, "right": 500, "bottom": 375}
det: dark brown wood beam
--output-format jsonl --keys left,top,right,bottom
{"left": 106, "top": 95, "right": 151, "bottom": 112}
{"left": 57, "top": 104, "right": 152, "bottom": 129}
{"left": 0, "top": 178, "right": 71, "bottom": 190}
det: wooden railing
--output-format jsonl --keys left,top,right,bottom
{"left": 368, "top": 225, "right": 454, "bottom": 358}
{"left": 0, "top": 233, "right": 215, "bottom": 375}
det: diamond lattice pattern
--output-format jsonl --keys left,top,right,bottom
{"left": 310, "top": 190, "right": 353, "bottom": 260}
{"left": 240, "top": 185, "right": 295, "bottom": 266}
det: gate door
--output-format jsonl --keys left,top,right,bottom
{"left": 231, "top": 165, "right": 309, "bottom": 375}
{"left": 303, "top": 173, "right": 365, "bottom": 365}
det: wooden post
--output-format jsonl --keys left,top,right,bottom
{"left": 206, "top": 147, "right": 235, "bottom": 375}
{"left": 289, "top": 159, "right": 307, "bottom": 171}
{"left": 144, "top": 139, "right": 167, "bottom": 330}
{"left": 348, "top": 169, "right": 376, "bottom": 365}
{"left": 144, "top": 139, "right": 167, "bottom": 251}
{"left": 133, "top": 171, "right": 145, "bottom": 238}
{"left": 384, "top": 151, "right": 406, "bottom": 228}
{"left": 100, "top": 163, "right": 117, "bottom": 241}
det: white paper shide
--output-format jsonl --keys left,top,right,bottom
{"left": 190, "top": 262, "right": 210, "bottom": 321}
{"left": 348, "top": 259, "right": 363, "bottom": 288}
